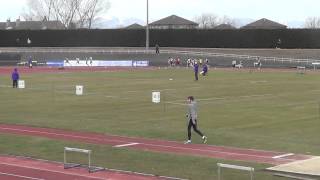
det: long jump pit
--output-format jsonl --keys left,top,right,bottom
{"left": 267, "top": 156, "right": 320, "bottom": 179}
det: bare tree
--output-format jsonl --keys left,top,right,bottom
{"left": 76, "top": 0, "right": 110, "bottom": 29}
{"left": 218, "top": 15, "right": 237, "bottom": 26}
{"left": 305, "top": 17, "right": 320, "bottom": 29}
{"left": 22, "top": 0, "right": 55, "bottom": 21}
{"left": 22, "top": 0, "right": 110, "bottom": 29}
{"left": 194, "top": 13, "right": 219, "bottom": 29}
{"left": 195, "top": 14, "right": 238, "bottom": 29}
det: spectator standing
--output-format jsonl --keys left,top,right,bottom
{"left": 155, "top": 44, "right": 160, "bottom": 54}
{"left": 194, "top": 62, "right": 199, "bottom": 81}
{"left": 11, "top": 68, "right": 19, "bottom": 88}
{"left": 199, "top": 58, "right": 203, "bottom": 66}
{"left": 28, "top": 56, "right": 32, "bottom": 68}
{"left": 186, "top": 58, "right": 191, "bottom": 67}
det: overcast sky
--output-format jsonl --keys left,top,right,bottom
{"left": 1, "top": 0, "right": 319, "bottom": 27}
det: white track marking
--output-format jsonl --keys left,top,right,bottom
{"left": 104, "top": 95, "right": 118, "bottom": 98}
{"left": 272, "top": 153, "right": 294, "bottom": 159}
{"left": 113, "top": 143, "right": 140, "bottom": 148}
{"left": 165, "top": 94, "right": 273, "bottom": 106}
{"left": 0, "top": 163, "right": 105, "bottom": 180}
{"left": 0, "top": 127, "right": 307, "bottom": 162}
{"left": 0, "top": 85, "right": 12, "bottom": 88}
{"left": 0, "top": 172, "right": 45, "bottom": 180}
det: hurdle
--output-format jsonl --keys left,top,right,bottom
{"left": 64, "top": 147, "right": 104, "bottom": 173}
{"left": 297, "top": 66, "right": 306, "bottom": 74}
{"left": 217, "top": 163, "right": 254, "bottom": 180}
{"left": 312, "top": 62, "right": 320, "bottom": 71}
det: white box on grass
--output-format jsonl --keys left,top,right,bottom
{"left": 76, "top": 85, "right": 83, "bottom": 95}
{"left": 18, "top": 80, "right": 25, "bottom": 89}
{"left": 152, "top": 92, "right": 160, "bottom": 103}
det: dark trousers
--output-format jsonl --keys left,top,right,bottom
{"left": 195, "top": 71, "right": 198, "bottom": 80}
{"left": 187, "top": 119, "right": 204, "bottom": 140}
{"left": 13, "top": 80, "right": 18, "bottom": 88}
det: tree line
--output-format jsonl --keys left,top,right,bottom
{"left": 22, "top": 0, "right": 110, "bottom": 29}
{"left": 20, "top": 1, "right": 320, "bottom": 29}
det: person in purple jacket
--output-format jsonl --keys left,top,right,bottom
{"left": 194, "top": 61, "right": 199, "bottom": 81}
{"left": 28, "top": 56, "right": 33, "bottom": 68}
{"left": 200, "top": 63, "right": 208, "bottom": 76}
{"left": 11, "top": 68, "right": 20, "bottom": 88}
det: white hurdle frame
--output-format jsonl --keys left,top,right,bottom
{"left": 297, "top": 66, "right": 306, "bottom": 74}
{"left": 64, "top": 147, "right": 92, "bottom": 171}
{"left": 217, "top": 163, "right": 254, "bottom": 180}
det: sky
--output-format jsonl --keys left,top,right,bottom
{"left": 0, "top": 0, "right": 320, "bottom": 28}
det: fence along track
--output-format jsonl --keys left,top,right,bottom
{"left": 1, "top": 47, "right": 320, "bottom": 64}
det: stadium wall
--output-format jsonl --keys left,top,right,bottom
{"left": 1, "top": 29, "right": 320, "bottom": 48}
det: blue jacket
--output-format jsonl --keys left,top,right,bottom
{"left": 12, "top": 69, "right": 19, "bottom": 80}
{"left": 203, "top": 64, "right": 208, "bottom": 72}
{"left": 194, "top": 64, "right": 199, "bottom": 72}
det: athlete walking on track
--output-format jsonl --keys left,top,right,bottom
{"left": 185, "top": 96, "right": 207, "bottom": 144}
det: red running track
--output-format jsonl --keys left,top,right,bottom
{"left": 0, "top": 124, "right": 314, "bottom": 166}
{"left": 0, "top": 155, "right": 172, "bottom": 180}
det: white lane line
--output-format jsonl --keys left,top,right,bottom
{"left": 0, "top": 163, "right": 105, "bottom": 180}
{"left": 0, "top": 172, "right": 45, "bottom": 180}
{"left": 272, "top": 153, "right": 294, "bottom": 159}
{"left": 113, "top": 142, "right": 140, "bottom": 148}
{"left": 0, "top": 127, "right": 302, "bottom": 162}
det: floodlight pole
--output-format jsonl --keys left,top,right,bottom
{"left": 146, "top": 0, "right": 149, "bottom": 50}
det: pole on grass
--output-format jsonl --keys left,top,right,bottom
{"left": 146, "top": 0, "right": 149, "bottom": 50}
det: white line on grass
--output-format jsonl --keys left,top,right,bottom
{"left": 165, "top": 102, "right": 186, "bottom": 106}
{"left": 165, "top": 94, "right": 273, "bottom": 106}
{"left": 0, "top": 85, "right": 12, "bottom": 88}
{"left": 113, "top": 142, "right": 140, "bottom": 148}
{"left": 0, "top": 172, "right": 45, "bottom": 180}
{"left": 151, "top": 89, "right": 176, "bottom": 92}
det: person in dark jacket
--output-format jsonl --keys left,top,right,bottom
{"left": 200, "top": 63, "right": 208, "bottom": 76}
{"left": 155, "top": 44, "right": 160, "bottom": 54}
{"left": 194, "top": 62, "right": 199, "bottom": 81}
{"left": 12, "top": 68, "right": 20, "bottom": 88}
{"left": 28, "top": 56, "right": 32, "bottom": 68}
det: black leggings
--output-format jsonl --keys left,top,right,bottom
{"left": 187, "top": 119, "right": 204, "bottom": 140}
{"left": 13, "top": 80, "right": 18, "bottom": 88}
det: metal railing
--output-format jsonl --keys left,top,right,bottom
{"left": 1, "top": 47, "right": 320, "bottom": 65}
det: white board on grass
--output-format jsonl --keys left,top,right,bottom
{"left": 18, "top": 80, "right": 25, "bottom": 89}
{"left": 152, "top": 92, "right": 160, "bottom": 103}
{"left": 76, "top": 85, "right": 83, "bottom": 95}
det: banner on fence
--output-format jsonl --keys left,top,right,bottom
{"left": 59, "top": 60, "right": 149, "bottom": 67}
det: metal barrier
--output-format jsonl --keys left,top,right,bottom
{"left": 1, "top": 47, "right": 320, "bottom": 65}
{"left": 217, "top": 163, "right": 254, "bottom": 180}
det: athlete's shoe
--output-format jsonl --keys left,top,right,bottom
{"left": 202, "top": 136, "right": 207, "bottom": 144}
{"left": 184, "top": 140, "right": 191, "bottom": 144}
